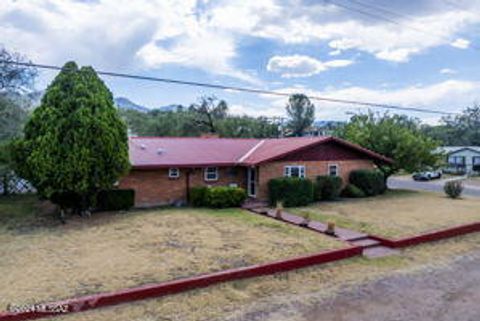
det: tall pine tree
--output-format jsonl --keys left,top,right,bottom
{"left": 13, "top": 62, "right": 130, "bottom": 215}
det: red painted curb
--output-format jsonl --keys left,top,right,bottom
{"left": 370, "top": 222, "right": 480, "bottom": 248}
{"left": 0, "top": 246, "right": 362, "bottom": 321}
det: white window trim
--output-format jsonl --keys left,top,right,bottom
{"left": 328, "top": 164, "right": 339, "bottom": 177}
{"left": 168, "top": 167, "right": 180, "bottom": 178}
{"left": 204, "top": 167, "right": 219, "bottom": 181}
{"left": 284, "top": 165, "right": 306, "bottom": 178}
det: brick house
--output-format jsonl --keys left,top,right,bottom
{"left": 119, "top": 136, "right": 392, "bottom": 207}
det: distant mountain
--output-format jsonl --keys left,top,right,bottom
{"left": 114, "top": 97, "right": 150, "bottom": 112}
{"left": 114, "top": 97, "right": 185, "bottom": 113}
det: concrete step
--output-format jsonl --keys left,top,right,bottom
{"left": 363, "top": 245, "right": 400, "bottom": 258}
{"left": 350, "top": 238, "right": 381, "bottom": 248}
{"left": 336, "top": 228, "right": 369, "bottom": 241}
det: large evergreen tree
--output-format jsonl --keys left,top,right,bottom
{"left": 13, "top": 61, "right": 130, "bottom": 214}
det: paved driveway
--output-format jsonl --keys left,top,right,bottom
{"left": 388, "top": 176, "right": 480, "bottom": 197}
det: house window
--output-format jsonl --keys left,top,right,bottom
{"left": 168, "top": 168, "right": 180, "bottom": 178}
{"left": 204, "top": 167, "right": 219, "bottom": 181}
{"left": 473, "top": 156, "right": 480, "bottom": 165}
{"left": 449, "top": 156, "right": 465, "bottom": 165}
{"left": 284, "top": 165, "right": 306, "bottom": 178}
{"left": 328, "top": 164, "right": 339, "bottom": 177}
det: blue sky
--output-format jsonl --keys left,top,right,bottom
{"left": 1, "top": 0, "right": 480, "bottom": 123}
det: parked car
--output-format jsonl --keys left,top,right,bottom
{"left": 412, "top": 170, "right": 442, "bottom": 181}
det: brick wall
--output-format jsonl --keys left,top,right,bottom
{"left": 256, "top": 159, "right": 375, "bottom": 200}
{"left": 119, "top": 167, "right": 247, "bottom": 207}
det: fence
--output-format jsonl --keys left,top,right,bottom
{"left": 0, "top": 173, "right": 35, "bottom": 195}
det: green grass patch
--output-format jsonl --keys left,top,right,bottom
{"left": 0, "top": 194, "right": 41, "bottom": 229}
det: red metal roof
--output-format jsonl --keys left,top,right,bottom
{"left": 129, "top": 136, "right": 393, "bottom": 169}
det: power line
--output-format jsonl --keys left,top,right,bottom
{"left": 1, "top": 60, "right": 455, "bottom": 116}
{"left": 348, "top": 0, "right": 413, "bottom": 20}
{"left": 442, "top": 0, "right": 466, "bottom": 11}
{"left": 330, "top": 0, "right": 480, "bottom": 51}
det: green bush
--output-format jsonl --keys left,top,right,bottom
{"left": 316, "top": 176, "right": 343, "bottom": 200}
{"left": 190, "top": 186, "right": 246, "bottom": 208}
{"left": 444, "top": 180, "right": 463, "bottom": 199}
{"left": 190, "top": 186, "right": 208, "bottom": 207}
{"left": 341, "top": 184, "right": 366, "bottom": 198}
{"left": 50, "top": 191, "right": 82, "bottom": 209}
{"left": 349, "top": 169, "right": 386, "bottom": 196}
{"left": 205, "top": 186, "right": 247, "bottom": 208}
{"left": 268, "top": 177, "right": 314, "bottom": 207}
{"left": 96, "top": 189, "right": 135, "bottom": 211}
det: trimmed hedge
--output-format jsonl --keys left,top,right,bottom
{"left": 316, "top": 176, "right": 343, "bottom": 200}
{"left": 349, "top": 169, "right": 386, "bottom": 196}
{"left": 190, "top": 186, "right": 208, "bottom": 207}
{"left": 268, "top": 177, "right": 314, "bottom": 207}
{"left": 97, "top": 189, "right": 135, "bottom": 211}
{"left": 190, "top": 186, "right": 247, "bottom": 208}
{"left": 341, "top": 184, "right": 366, "bottom": 198}
{"left": 206, "top": 186, "right": 247, "bottom": 208}
{"left": 50, "top": 191, "right": 82, "bottom": 209}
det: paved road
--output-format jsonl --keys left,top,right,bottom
{"left": 226, "top": 251, "right": 480, "bottom": 321}
{"left": 388, "top": 176, "right": 480, "bottom": 197}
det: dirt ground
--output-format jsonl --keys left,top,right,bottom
{"left": 292, "top": 190, "right": 480, "bottom": 238}
{"left": 0, "top": 198, "right": 343, "bottom": 307}
{"left": 55, "top": 230, "right": 480, "bottom": 321}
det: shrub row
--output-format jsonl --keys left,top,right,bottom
{"left": 50, "top": 189, "right": 135, "bottom": 211}
{"left": 316, "top": 176, "right": 343, "bottom": 200}
{"left": 190, "top": 186, "right": 247, "bottom": 208}
{"left": 348, "top": 169, "right": 386, "bottom": 196}
{"left": 97, "top": 189, "right": 135, "bottom": 211}
{"left": 267, "top": 169, "right": 386, "bottom": 206}
{"left": 341, "top": 184, "right": 366, "bottom": 198}
{"left": 268, "top": 177, "right": 315, "bottom": 207}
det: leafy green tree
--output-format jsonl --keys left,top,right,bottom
{"left": 285, "top": 93, "right": 315, "bottom": 137}
{"left": 0, "top": 47, "right": 37, "bottom": 92}
{"left": 0, "top": 47, "right": 37, "bottom": 195}
{"left": 0, "top": 95, "right": 29, "bottom": 195}
{"left": 443, "top": 105, "right": 480, "bottom": 145}
{"left": 217, "top": 116, "right": 280, "bottom": 138}
{"left": 421, "top": 105, "right": 480, "bottom": 146}
{"left": 189, "top": 96, "right": 228, "bottom": 133}
{"left": 337, "top": 111, "right": 441, "bottom": 180}
{"left": 12, "top": 61, "right": 130, "bottom": 215}
{"left": 120, "top": 108, "right": 201, "bottom": 137}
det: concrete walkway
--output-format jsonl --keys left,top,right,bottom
{"left": 246, "top": 206, "right": 398, "bottom": 258}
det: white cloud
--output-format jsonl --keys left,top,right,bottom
{"left": 209, "top": 1, "right": 480, "bottom": 62}
{"left": 266, "top": 55, "right": 353, "bottom": 78}
{"left": 136, "top": 29, "right": 258, "bottom": 84}
{"left": 1, "top": 0, "right": 479, "bottom": 85}
{"left": 451, "top": 38, "right": 470, "bottom": 49}
{"left": 259, "top": 80, "right": 480, "bottom": 123}
{"left": 440, "top": 68, "right": 457, "bottom": 75}
{"left": 0, "top": 0, "right": 259, "bottom": 83}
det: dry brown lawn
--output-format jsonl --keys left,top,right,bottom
{"left": 56, "top": 227, "right": 480, "bottom": 321}
{"left": 292, "top": 190, "right": 480, "bottom": 238}
{"left": 0, "top": 197, "right": 344, "bottom": 308}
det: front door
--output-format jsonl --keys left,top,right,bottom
{"left": 247, "top": 167, "right": 257, "bottom": 197}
